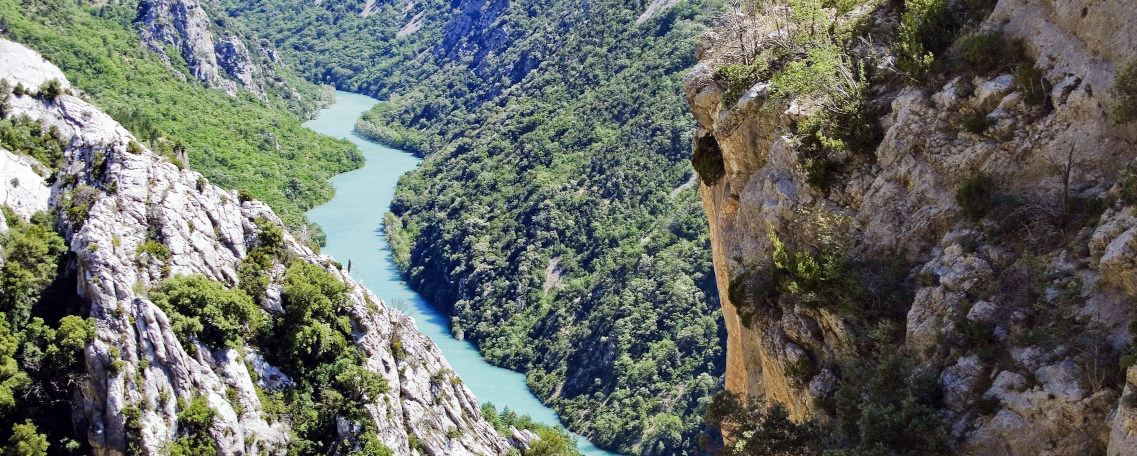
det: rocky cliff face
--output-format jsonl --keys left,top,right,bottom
{"left": 137, "top": 0, "right": 281, "bottom": 100}
{"left": 1, "top": 38, "right": 512, "bottom": 455}
{"left": 687, "top": 0, "right": 1137, "bottom": 453}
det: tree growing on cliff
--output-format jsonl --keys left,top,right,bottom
{"left": 703, "top": 391, "right": 821, "bottom": 456}
{"left": 1112, "top": 60, "right": 1137, "bottom": 124}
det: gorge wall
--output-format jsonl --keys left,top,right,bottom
{"left": 0, "top": 38, "right": 512, "bottom": 455}
{"left": 687, "top": 0, "right": 1137, "bottom": 453}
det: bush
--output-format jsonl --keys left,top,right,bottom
{"left": 278, "top": 261, "right": 350, "bottom": 373}
{"left": 956, "top": 173, "right": 994, "bottom": 221}
{"left": 727, "top": 263, "right": 780, "bottom": 328}
{"left": 703, "top": 391, "right": 820, "bottom": 455}
{"left": 481, "top": 403, "right": 583, "bottom": 456}
{"left": 826, "top": 350, "right": 949, "bottom": 455}
{"left": 0, "top": 213, "right": 67, "bottom": 329}
{"left": 237, "top": 189, "right": 255, "bottom": 203}
{"left": 954, "top": 30, "right": 1025, "bottom": 75}
{"left": 0, "top": 117, "right": 66, "bottom": 171}
{"left": 150, "top": 275, "right": 266, "bottom": 351}
{"left": 1111, "top": 60, "right": 1137, "bottom": 124}
{"left": 1120, "top": 162, "right": 1137, "bottom": 206}
{"left": 126, "top": 141, "right": 143, "bottom": 155}
{"left": 136, "top": 240, "right": 171, "bottom": 263}
{"left": 713, "top": 60, "right": 770, "bottom": 108}
{"left": 167, "top": 397, "right": 216, "bottom": 456}
{"left": 692, "top": 134, "right": 725, "bottom": 186}
{"left": 896, "top": 0, "right": 955, "bottom": 78}
{"left": 254, "top": 217, "right": 284, "bottom": 255}
{"left": 961, "top": 111, "right": 996, "bottom": 133}
{"left": 1014, "top": 63, "right": 1049, "bottom": 106}
{"left": 37, "top": 79, "right": 63, "bottom": 102}
{"left": 804, "top": 158, "right": 840, "bottom": 190}
{"left": 6, "top": 420, "right": 50, "bottom": 456}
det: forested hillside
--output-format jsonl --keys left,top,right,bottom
{"left": 0, "top": 0, "right": 362, "bottom": 242}
{"left": 224, "top": 0, "right": 728, "bottom": 453}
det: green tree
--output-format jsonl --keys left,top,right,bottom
{"left": 0, "top": 316, "right": 30, "bottom": 413}
{"left": 704, "top": 391, "right": 820, "bottom": 456}
{"left": 150, "top": 275, "right": 267, "bottom": 351}
{"left": 0, "top": 216, "right": 66, "bottom": 330}
{"left": 4, "top": 420, "right": 49, "bottom": 456}
{"left": 167, "top": 397, "right": 217, "bottom": 456}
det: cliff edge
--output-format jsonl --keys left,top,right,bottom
{"left": 687, "top": 0, "right": 1137, "bottom": 453}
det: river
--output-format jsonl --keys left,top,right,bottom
{"left": 304, "top": 91, "right": 619, "bottom": 456}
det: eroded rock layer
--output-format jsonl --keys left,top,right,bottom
{"left": 687, "top": 0, "right": 1137, "bottom": 453}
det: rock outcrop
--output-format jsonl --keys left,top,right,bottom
{"left": 1, "top": 38, "right": 511, "bottom": 455}
{"left": 136, "top": 0, "right": 272, "bottom": 99}
{"left": 687, "top": 0, "right": 1137, "bottom": 453}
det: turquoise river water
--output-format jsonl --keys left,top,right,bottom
{"left": 304, "top": 91, "right": 619, "bottom": 456}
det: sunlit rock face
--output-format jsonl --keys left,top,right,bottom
{"left": 686, "top": 0, "right": 1137, "bottom": 453}
{"left": 0, "top": 37, "right": 512, "bottom": 456}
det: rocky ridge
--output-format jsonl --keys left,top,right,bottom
{"left": 0, "top": 38, "right": 512, "bottom": 455}
{"left": 686, "top": 0, "right": 1137, "bottom": 453}
{"left": 136, "top": 0, "right": 287, "bottom": 101}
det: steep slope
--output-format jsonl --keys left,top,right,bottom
{"left": 0, "top": 38, "right": 512, "bottom": 455}
{"left": 687, "top": 0, "right": 1137, "bottom": 453}
{"left": 225, "top": 0, "right": 728, "bottom": 453}
{"left": 1, "top": 0, "right": 356, "bottom": 239}
{"left": 135, "top": 0, "right": 323, "bottom": 109}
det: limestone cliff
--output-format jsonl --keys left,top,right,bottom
{"left": 0, "top": 38, "right": 512, "bottom": 455}
{"left": 136, "top": 0, "right": 294, "bottom": 102}
{"left": 687, "top": 0, "right": 1137, "bottom": 453}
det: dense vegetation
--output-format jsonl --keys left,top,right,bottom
{"left": 225, "top": 0, "right": 729, "bottom": 453}
{"left": 131, "top": 218, "right": 393, "bottom": 454}
{"left": 481, "top": 403, "right": 583, "bottom": 456}
{"left": 0, "top": 0, "right": 364, "bottom": 240}
{"left": 0, "top": 208, "right": 97, "bottom": 455}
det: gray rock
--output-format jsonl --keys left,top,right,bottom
{"left": 0, "top": 38, "right": 513, "bottom": 456}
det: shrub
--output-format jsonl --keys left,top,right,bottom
{"left": 7, "top": 420, "right": 50, "bottom": 456}
{"left": 126, "top": 141, "right": 143, "bottom": 155}
{"left": 64, "top": 186, "right": 98, "bottom": 229}
{"left": 254, "top": 217, "right": 284, "bottom": 255}
{"left": 278, "top": 261, "right": 350, "bottom": 373}
{"left": 713, "top": 60, "right": 770, "bottom": 108}
{"left": 771, "top": 231, "right": 865, "bottom": 313}
{"left": 0, "top": 117, "right": 66, "bottom": 171}
{"left": 1014, "top": 63, "right": 1049, "bottom": 105}
{"left": 237, "top": 189, "right": 255, "bottom": 203}
{"left": 961, "top": 111, "right": 996, "bottom": 134}
{"left": 0, "top": 213, "right": 67, "bottom": 329}
{"left": 703, "top": 391, "right": 820, "bottom": 455}
{"left": 167, "top": 397, "right": 216, "bottom": 456}
{"left": 1111, "top": 60, "right": 1137, "bottom": 124}
{"left": 1120, "top": 162, "right": 1137, "bottom": 206}
{"left": 896, "top": 0, "right": 955, "bottom": 78}
{"left": 137, "top": 240, "right": 171, "bottom": 263}
{"left": 150, "top": 275, "right": 266, "bottom": 351}
{"left": 0, "top": 80, "right": 10, "bottom": 119}
{"left": 954, "top": 30, "right": 1015, "bottom": 74}
{"left": 691, "top": 134, "right": 725, "bottom": 186}
{"left": 794, "top": 76, "right": 882, "bottom": 190}
{"left": 37, "top": 79, "right": 63, "bottom": 102}
{"left": 335, "top": 364, "right": 388, "bottom": 402}
{"left": 827, "top": 350, "right": 949, "bottom": 455}
{"left": 727, "top": 264, "right": 780, "bottom": 328}
{"left": 956, "top": 173, "right": 994, "bottom": 221}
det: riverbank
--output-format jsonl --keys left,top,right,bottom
{"left": 303, "top": 91, "right": 619, "bottom": 456}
